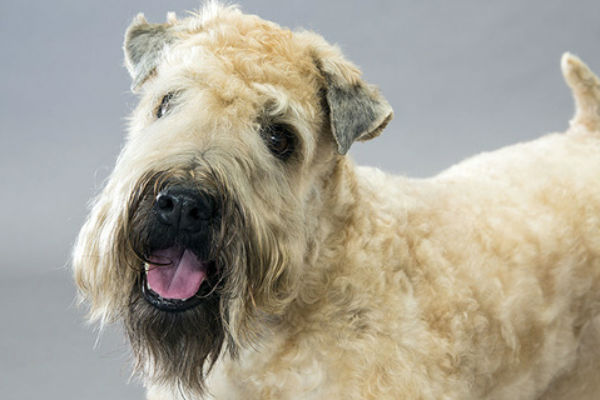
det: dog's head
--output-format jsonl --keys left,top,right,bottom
{"left": 72, "top": 3, "right": 392, "bottom": 395}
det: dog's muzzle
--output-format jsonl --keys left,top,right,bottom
{"left": 141, "top": 186, "right": 220, "bottom": 312}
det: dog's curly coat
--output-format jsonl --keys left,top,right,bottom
{"left": 73, "top": 3, "right": 600, "bottom": 399}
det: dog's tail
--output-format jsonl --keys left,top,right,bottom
{"left": 562, "top": 53, "right": 600, "bottom": 132}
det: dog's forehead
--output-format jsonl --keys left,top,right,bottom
{"left": 160, "top": 12, "right": 318, "bottom": 101}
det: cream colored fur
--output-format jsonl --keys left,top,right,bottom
{"left": 73, "top": 3, "right": 600, "bottom": 399}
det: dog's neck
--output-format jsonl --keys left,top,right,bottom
{"left": 280, "top": 157, "right": 411, "bottom": 324}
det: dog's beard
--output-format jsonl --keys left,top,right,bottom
{"left": 125, "top": 239, "right": 248, "bottom": 396}
{"left": 123, "top": 171, "right": 243, "bottom": 396}
{"left": 120, "top": 168, "right": 298, "bottom": 396}
{"left": 126, "top": 279, "right": 227, "bottom": 395}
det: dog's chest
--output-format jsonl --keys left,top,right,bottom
{"left": 207, "top": 343, "right": 334, "bottom": 400}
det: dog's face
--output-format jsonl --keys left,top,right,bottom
{"left": 73, "top": 4, "right": 391, "bottom": 395}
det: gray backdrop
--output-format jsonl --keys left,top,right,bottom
{"left": 2, "top": 1, "right": 599, "bottom": 399}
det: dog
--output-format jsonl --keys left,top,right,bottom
{"left": 73, "top": 3, "right": 600, "bottom": 399}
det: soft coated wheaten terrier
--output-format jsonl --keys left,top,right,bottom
{"left": 73, "top": 3, "right": 600, "bottom": 399}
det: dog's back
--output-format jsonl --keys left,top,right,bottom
{"left": 351, "top": 53, "right": 600, "bottom": 399}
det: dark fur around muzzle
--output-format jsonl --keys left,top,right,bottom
{"left": 108, "top": 157, "right": 297, "bottom": 396}
{"left": 123, "top": 167, "right": 246, "bottom": 395}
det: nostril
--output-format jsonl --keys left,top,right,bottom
{"left": 156, "top": 193, "right": 175, "bottom": 211}
{"left": 155, "top": 193, "right": 181, "bottom": 227}
{"left": 187, "top": 207, "right": 200, "bottom": 221}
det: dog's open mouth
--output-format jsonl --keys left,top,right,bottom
{"left": 141, "top": 246, "right": 212, "bottom": 312}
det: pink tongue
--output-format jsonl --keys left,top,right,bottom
{"left": 146, "top": 247, "right": 206, "bottom": 300}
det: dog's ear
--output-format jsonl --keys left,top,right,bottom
{"left": 308, "top": 37, "right": 393, "bottom": 155}
{"left": 124, "top": 13, "right": 178, "bottom": 91}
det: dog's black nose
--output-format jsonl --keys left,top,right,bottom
{"left": 155, "top": 188, "right": 215, "bottom": 232}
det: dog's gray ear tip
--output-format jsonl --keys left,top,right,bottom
{"left": 334, "top": 107, "right": 393, "bottom": 155}
{"left": 123, "top": 13, "right": 176, "bottom": 91}
{"left": 360, "top": 110, "right": 394, "bottom": 141}
{"left": 334, "top": 133, "right": 350, "bottom": 155}
{"left": 166, "top": 12, "right": 178, "bottom": 24}
{"left": 124, "top": 13, "right": 150, "bottom": 46}
{"left": 336, "top": 147, "right": 349, "bottom": 156}
{"left": 131, "top": 13, "right": 149, "bottom": 27}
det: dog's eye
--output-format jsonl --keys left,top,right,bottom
{"left": 156, "top": 92, "right": 175, "bottom": 119}
{"left": 264, "top": 123, "right": 296, "bottom": 160}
